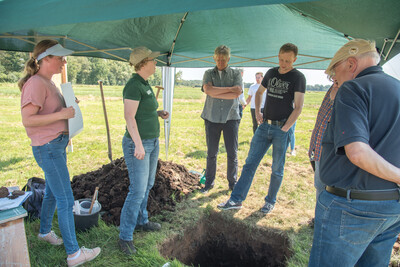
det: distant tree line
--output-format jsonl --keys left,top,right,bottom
{"left": 0, "top": 51, "right": 330, "bottom": 91}
{"left": 0, "top": 51, "right": 29, "bottom": 83}
{"left": 306, "top": 84, "right": 331, "bottom": 91}
{"left": 0, "top": 51, "right": 163, "bottom": 86}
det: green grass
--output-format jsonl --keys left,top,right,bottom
{"left": 1, "top": 83, "right": 326, "bottom": 266}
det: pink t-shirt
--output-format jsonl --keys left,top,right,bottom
{"left": 21, "top": 75, "right": 68, "bottom": 146}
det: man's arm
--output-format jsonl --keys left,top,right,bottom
{"left": 345, "top": 142, "right": 400, "bottom": 184}
{"left": 281, "top": 92, "right": 304, "bottom": 132}
{"left": 255, "top": 84, "right": 267, "bottom": 124}
{"left": 203, "top": 82, "right": 242, "bottom": 99}
{"left": 245, "top": 95, "right": 252, "bottom": 105}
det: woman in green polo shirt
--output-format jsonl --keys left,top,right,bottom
{"left": 118, "top": 47, "right": 169, "bottom": 255}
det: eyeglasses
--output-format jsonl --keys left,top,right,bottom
{"left": 328, "top": 60, "right": 345, "bottom": 82}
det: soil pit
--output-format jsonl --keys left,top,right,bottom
{"left": 71, "top": 157, "right": 201, "bottom": 225}
{"left": 160, "top": 211, "right": 293, "bottom": 267}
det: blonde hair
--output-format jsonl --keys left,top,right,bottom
{"left": 18, "top": 39, "right": 59, "bottom": 90}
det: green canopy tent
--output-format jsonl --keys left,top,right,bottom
{"left": 1, "top": 0, "right": 399, "bottom": 68}
{"left": 1, "top": 0, "right": 399, "bottom": 159}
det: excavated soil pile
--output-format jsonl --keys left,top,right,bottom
{"left": 160, "top": 211, "right": 293, "bottom": 267}
{"left": 71, "top": 157, "right": 201, "bottom": 225}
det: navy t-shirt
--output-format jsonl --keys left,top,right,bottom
{"left": 261, "top": 67, "right": 306, "bottom": 121}
{"left": 320, "top": 66, "right": 400, "bottom": 190}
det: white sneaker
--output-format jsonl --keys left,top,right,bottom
{"left": 67, "top": 246, "right": 101, "bottom": 267}
{"left": 38, "top": 230, "right": 63, "bottom": 245}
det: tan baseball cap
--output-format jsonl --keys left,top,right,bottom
{"left": 325, "top": 39, "right": 377, "bottom": 76}
{"left": 129, "top": 46, "right": 160, "bottom": 65}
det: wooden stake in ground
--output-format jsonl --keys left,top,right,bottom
{"left": 89, "top": 187, "right": 99, "bottom": 214}
{"left": 98, "top": 80, "right": 112, "bottom": 162}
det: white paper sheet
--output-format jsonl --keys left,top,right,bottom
{"left": 0, "top": 191, "right": 32, "bottom": 211}
{"left": 61, "top": 82, "right": 84, "bottom": 139}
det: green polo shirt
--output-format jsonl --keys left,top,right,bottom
{"left": 123, "top": 74, "right": 159, "bottom": 140}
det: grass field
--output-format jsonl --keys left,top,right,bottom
{"left": 1, "top": 83, "right": 392, "bottom": 266}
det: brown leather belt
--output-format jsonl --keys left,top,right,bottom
{"left": 326, "top": 186, "right": 400, "bottom": 201}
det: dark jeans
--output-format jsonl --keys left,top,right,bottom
{"left": 204, "top": 119, "right": 239, "bottom": 189}
{"left": 250, "top": 108, "right": 264, "bottom": 134}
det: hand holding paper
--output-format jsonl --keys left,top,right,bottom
{"left": 61, "top": 82, "right": 84, "bottom": 139}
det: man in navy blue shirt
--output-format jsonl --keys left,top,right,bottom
{"left": 309, "top": 39, "right": 400, "bottom": 267}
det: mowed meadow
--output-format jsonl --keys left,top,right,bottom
{"left": 3, "top": 83, "right": 396, "bottom": 266}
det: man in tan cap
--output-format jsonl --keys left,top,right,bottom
{"left": 308, "top": 39, "right": 400, "bottom": 266}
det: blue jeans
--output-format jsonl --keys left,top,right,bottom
{"left": 32, "top": 134, "right": 79, "bottom": 255}
{"left": 309, "top": 190, "right": 400, "bottom": 267}
{"left": 119, "top": 136, "right": 159, "bottom": 241}
{"left": 289, "top": 121, "right": 296, "bottom": 151}
{"left": 250, "top": 108, "right": 264, "bottom": 134}
{"left": 230, "top": 122, "right": 291, "bottom": 205}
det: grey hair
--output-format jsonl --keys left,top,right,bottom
{"left": 357, "top": 51, "right": 381, "bottom": 65}
{"left": 214, "top": 45, "right": 231, "bottom": 58}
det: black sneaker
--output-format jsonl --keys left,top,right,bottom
{"left": 217, "top": 199, "right": 242, "bottom": 210}
{"left": 136, "top": 221, "right": 161, "bottom": 232}
{"left": 200, "top": 185, "right": 214, "bottom": 194}
{"left": 118, "top": 239, "right": 136, "bottom": 255}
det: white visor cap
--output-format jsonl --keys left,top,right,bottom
{"left": 37, "top": 44, "right": 74, "bottom": 61}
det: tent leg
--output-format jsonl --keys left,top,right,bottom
{"left": 162, "top": 67, "right": 176, "bottom": 160}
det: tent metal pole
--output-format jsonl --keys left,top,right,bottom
{"left": 162, "top": 67, "right": 175, "bottom": 160}
{"left": 168, "top": 12, "right": 189, "bottom": 66}
{"left": 67, "top": 37, "right": 127, "bottom": 61}
{"left": 0, "top": 34, "right": 128, "bottom": 62}
{"left": 294, "top": 58, "right": 332, "bottom": 67}
{"left": 98, "top": 80, "right": 113, "bottom": 162}
{"left": 381, "top": 28, "right": 400, "bottom": 61}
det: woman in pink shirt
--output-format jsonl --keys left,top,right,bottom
{"left": 18, "top": 40, "right": 100, "bottom": 267}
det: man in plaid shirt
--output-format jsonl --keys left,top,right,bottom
{"left": 308, "top": 82, "right": 339, "bottom": 200}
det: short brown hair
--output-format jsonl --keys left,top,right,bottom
{"left": 255, "top": 72, "right": 263, "bottom": 76}
{"left": 279, "top": 43, "right": 298, "bottom": 57}
{"left": 132, "top": 57, "right": 149, "bottom": 72}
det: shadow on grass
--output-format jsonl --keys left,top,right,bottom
{"left": 185, "top": 150, "right": 207, "bottom": 159}
{"left": 0, "top": 157, "right": 25, "bottom": 171}
{"left": 196, "top": 189, "right": 233, "bottom": 204}
{"left": 185, "top": 140, "right": 250, "bottom": 159}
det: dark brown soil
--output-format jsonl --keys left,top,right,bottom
{"left": 71, "top": 157, "right": 201, "bottom": 225}
{"left": 160, "top": 211, "right": 293, "bottom": 267}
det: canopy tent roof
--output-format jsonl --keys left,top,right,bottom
{"left": 0, "top": 0, "right": 399, "bottom": 70}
